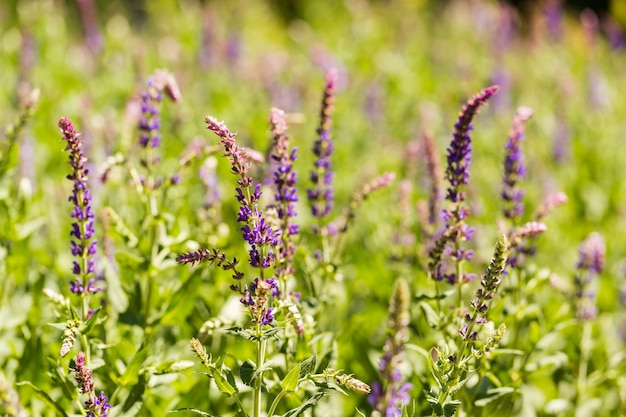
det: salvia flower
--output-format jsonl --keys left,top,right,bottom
{"left": 459, "top": 234, "right": 508, "bottom": 341}
{"left": 574, "top": 232, "right": 605, "bottom": 321}
{"left": 428, "top": 86, "right": 498, "bottom": 283}
{"left": 269, "top": 107, "right": 299, "bottom": 284}
{"left": 138, "top": 70, "right": 180, "bottom": 176}
{"left": 59, "top": 117, "right": 102, "bottom": 296}
{"left": 445, "top": 85, "right": 499, "bottom": 204}
{"left": 501, "top": 106, "right": 533, "bottom": 221}
{"left": 203, "top": 116, "right": 279, "bottom": 324}
{"left": 70, "top": 352, "right": 111, "bottom": 417}
{"left": 308, "top": 69, "right": 338, "bottom": 226}
{"left": 534, "top": 191, "right": 568, "bottom": 220}
{"left": 368, "top": 278, "right": 413, "bottom": 417}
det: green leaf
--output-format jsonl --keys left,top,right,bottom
{"left": 213, "top": 369, "right": 237, "bottom": 397}
{"left": 443, "top": 401, "right": 460, "bottom": 417}
{"left": 16, "top": 381, "right": 69, "bottom": 417}
{"left": 298, "top": 355, "right": 316, "bottom": 378}
{"left": 474, "top": 387, "right": 515, "bottom": 407}
{"left": 281, "top": 392, "right": 326, "bottom": 417}
{"left": 240, "top": 359, "right": 257, "bottom": 387}
{"left": 119, "top": 341, "right": 149, "bottom": 386}
{"left": 170, "top": 408, "right": 217, "bottom": 416}
{"left": 281, "top": 363, "right": 300, "bottom": 392}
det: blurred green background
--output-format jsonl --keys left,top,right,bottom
{"left": 2, "top": 0, "right": 626, "bottom": 415}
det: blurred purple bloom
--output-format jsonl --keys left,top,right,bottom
{"left": 502, "top": 106, "right": 533, "bottom": 221}
{"left": 308, "top": 69, "right": 337, "bottom": 222}
{"left": 574, "top": 232, "right": 605, "bottom": 321}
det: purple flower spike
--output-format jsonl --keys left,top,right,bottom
{"left": 138, "top": 71, "right": 180, "bottom": 167}
{"left": 446, "top": 85, "right": 499, "bottom": 204}
{"left": 574, "top": 232, "right": 605, "bottom": 321}
{"left": 205, "top": 115, "right": 279, "bottom": 325}
{"left": 269, "top": 108, "right": 299, "bottom": 283}
{"left": 502, "top": 106, "right": 533, "bottom": 221}
{"left": 70, "top": 352, "right": 112, "bottom": 417}
{"left": 308, "top": 69, "right": 338, "bottom": 224}
{"left": 59, "top": 117, "right": 101, "bottom": 295}
{"left": 429, "top": 86, "right": 498, "bottom": 282}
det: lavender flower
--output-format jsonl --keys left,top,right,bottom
{"left": 269, "top": 108, "right": 299, "bottom": 283}
{"left": 70, "top": 352, "right": 111, "bottom": 417}
{"left": 59, "top": 117, "right": 101, "bottom": 295}
{"left": 368, "top": 278, "right": 413, "bottom": 417}
{"left": 203, "top": 116, "right": 279, "bottom": 325}
{"left": 502, "top": 107, "right": 533, "bottom": 221}
{"left": 138, "top": 70, "right": 180, "bottom": 166}
{"left": 308, "top": 69, "right": 338, "bottom": 227}
{"left": 445, "top": 85, "right": 499, "bottom": 204}
{"left": 429, "top": 86, "right": 498, "bottom": 282}
{"left": 574, "top": 233, "right": 605, "bottom": 321}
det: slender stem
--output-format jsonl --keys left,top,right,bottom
{"left": 253, "top": 326, "right": 267, "bottom": 417}
{"left": 267, "top": 390, "right": 289, "bottom": 417}
{"left": 577, "top": 320, "right": 592, "bottom": 406}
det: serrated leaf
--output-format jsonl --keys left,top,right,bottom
{"left": 443, "top": 401, "right": 460, "bottom": 417}
{"left": 16, "top": 381, "right": 69, "bottom": 417}
{"left": 427, "top": 397, "right": 444, "bottom": 417}
{"left": 281, "top": 363, "right": 300, "bottom": 392}
{"left": 170, "top": 408, "right": 216, "bottom": 416}
{"left": 281, "top": 392, "right": 326, "bottom": 417}
{"left": 298, "top": 355, "right": 316, "bottom": 378}
{"left": 240, "top": 359, "right": 257, "bottom": 387}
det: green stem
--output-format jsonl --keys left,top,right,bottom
{"left": 253, "top": 330, "right": 267, "bottom": 417}
{"left": 576, "top": 320, "right": 593, "bottom": 406}
{"left": 267, "top": 390, "right": 289, "bottom": 417}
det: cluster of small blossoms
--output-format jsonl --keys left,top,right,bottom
{"left": 428, "top": 86, "right": 499, "bottom": 283}
{"left": 574, "top": 232, "right": 605, "bottom": 321}
{"left": 204, "top": 116, "right": 280, "bottom": 325}
{"left": 138, "top": 70, "right": 181, "bottom": 151}
{"left": 59, "top": 117, "right": 102, "bottom": 295}
{"left": 70, "top": 352, "right": 111, "bottom": 417}
{"left": 368, "top": 278, "right": 413, "bottom": 417}
{"left": 501, "top": 106, "right": 533, "bottom": 221}
{"left": 459, "top": 235, "right": 508, "bottom": 341}
{"left": 269, "top": 107, "right": 299, "bottom": 282}
{"left": 308, "top": 69, "right": 338, "bottom": 228}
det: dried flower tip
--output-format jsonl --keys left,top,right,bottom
{"left": 270, "top": 107, "right": 288, "bottom": 136}
{"left": 325, "top": 369, "right": 371, "bottom": 394}
{"left": 0, "top": 372, "right": 25, "bottom": 417}
{"left": 484, "top": 323, "right": 507, "bottom": 353}
{"left": 43, "top": 288, "right": 70, "bottom": 309}
{"left": 190, "top": 338, "right": 210, "bottom": 366}
{"left": 389, "top": 277, "right": 410, "bottom": 333}
{"left": 60, "top": 319, "right": 80, "bottom": 357}
{"left": 205, "top": 116, "right": 236, "bottom": 141}
{"left": 534, "top": 191, "right": 568, "bottom": 220}
{"left": 512, "top": 221, "right": 547, "bottom": 240}
{"left": 151, "top": 70, "right": 182, "bottom": 102}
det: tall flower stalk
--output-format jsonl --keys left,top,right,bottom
{"left": 428, "top": 86, "right": 498, "bottom": 302}
{"left": 308, "top": 69, "right": 338, "bottom": 259}
{"left": 574, "top": 232, "right": 605, "bottom": 408}
{"left": 269, "top": 107, "right": 299, "bottom": 294}
{"left": 369, "top": 278, "right": 412, "bottom": 417}
{"left": 59, "top": 117, "right": 101, "bottom": 303}
{"left": 70, "top": 351, "right": 111, "bottom": 417}
{"left": 429, "top": 235, "right": 508, "bottom": 416}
